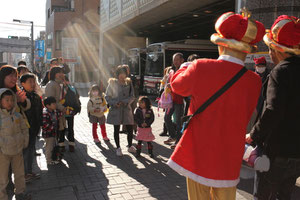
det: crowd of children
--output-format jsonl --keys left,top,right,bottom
{"left": 0, "top": 62, "right": 157, "bottom": 200}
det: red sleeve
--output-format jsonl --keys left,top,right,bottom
{"left": 170, "top": 61, "right": 198, "bottom": 97}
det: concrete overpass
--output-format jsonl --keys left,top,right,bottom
{"left": 0, "top": 38, "right": 31, "bottom": 53}
{"left": 99, "top": 0, "right": 235, "bottom": 69}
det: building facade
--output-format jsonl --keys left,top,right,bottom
{"left": 99, "top": 0, "right": 234, "bottom": 83}
{"left": 46, "top": 0, "right": 100, "bottom": 87}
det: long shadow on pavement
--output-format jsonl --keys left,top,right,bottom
{"left": 238, "top": 172, "right": 300, "bottom": 200}
{"left": 97, "top": 141, "right": 188, "bottom": 200}
{"left": 24, "top": 139, "right": 109, "bottom": 200}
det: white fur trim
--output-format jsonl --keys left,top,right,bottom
{"left": 218, "top": 55, "right": 244, "bottom": 66}
{"left": 167, "top": 159, "right": 239, "bottom": 188}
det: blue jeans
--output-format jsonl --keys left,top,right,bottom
{"left": 255, "top": 157, "right": 300, "bottom": 200}
{"left": 164, "top": 103, "right": 184, "bottom": 139}
{"left": 23, "top": 135, "right": 36, "bottom": 174}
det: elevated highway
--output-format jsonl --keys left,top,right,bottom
{"left": 0, "top": 38, "right": 31, "bottom": 53}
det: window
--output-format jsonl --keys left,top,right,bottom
{"left": 48, "top": 8, "right": 50, "bottom": 18}
{"left": 55, "top": 31, "right": 62, "bottom": 50}
{"left": 47, "top": 33, "right": 53, "bottom": 47}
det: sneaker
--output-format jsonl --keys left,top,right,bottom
{"left": 116, "top": 148, "right": 123, "bottom": 156}
{"left": 28, "top": 173, "right": 41, "bottom": 179}
{"left": 15, "top": 192, "right": 31, "bottom": 200}
{"left": 159, "top": 132, "right": 168, "bottom": 137}
{"left": 94, "top": 138, "right": 101, "bottom": 144}
{"left": 25, "top": 175, "right": 33, "bottom": 183}
{"left": 69, "top": 145, "right": 75, "bottom": 152}
{"left": 103, "top": 137, "right": 110, "bottom": 141}
{"left": 128, "top": 146, "right": 137, "bottom": 153}
{"left": 164, "top": 138, "right": 176, "bottom": 145}
{"left": 47, "top": 160, "right": 60, "bottom": 165}
{"left": 170, "top": 143, "right": 177, "bottom": 149}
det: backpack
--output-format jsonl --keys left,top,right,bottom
{"left": 157, "top": 86, "right": 173, "bottom": 115}
{"left": 158, "top": 90, "right": 173, "bottom": 109}
{"left": 63, "top": 85, "right": 81, "bottom": 115}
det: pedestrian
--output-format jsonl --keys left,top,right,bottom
{"left": 246, "top": 56, "right": 270, "bottom": 132}
{"left": 41, "top": 57, "right": 70, "bottom": 86}
{"left": 134, "top": 96, "right": 155, "bottom": 158}
{"left": 120, "top": 65, "right": 138, "bottom": 134}
{"left": 246, "top": 15, "right": 300, "bottom": 200}
{"left": 87, "top": 84, "right": 109, "bottom": 144}
{"left": 42, "top": 96, "right": 61, "bottom": 165}
{"left": 105, "top": 65, "right": 136, "bottom": 156}
{"left": 0, "top": 88, "right": 31, "bottom": 200}
{"left": 20, "top": 73, "right": 43, "bottom": 183}
{"left": 0, "top": 65, "right": 31, "bottom": 195}
{"left": 17, "top": 65, "right": 43, "bottom": 97}
{"left": 17, "top": 66, "right": 29, "bottom": 78}
{"left": 17, "top": 60, "right": 27, "bottom": 67}
{"left": 167, "top": 11, "right": 265, "bottom": 199}
{"left": 44, "top": 67, "right": 66, "bottom": 151}
{"left": 158, "top": 66, "right": 172, "bottom": 137}
{"left": 170, "top": 54, "right": 200, "bottom": 149}
{"left": 0, "top": 65, "right": 31, "bottom": 111}
{"left": 163, "top": 53, "right": 184, "bottom": 146}
{"left": 61, "top": 76, "right": 81, "bottom": 152}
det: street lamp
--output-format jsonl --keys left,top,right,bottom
{"left": 13, "top": 19, "right": 34, "bottom": 70}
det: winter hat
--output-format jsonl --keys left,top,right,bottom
{"left": 253, "top": 56, "right": 266, "bottom": 66}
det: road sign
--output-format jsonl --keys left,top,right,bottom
{"left": 62, "top": 38, "right": 78, "bottom": 63}
{"left": 35, "top": 40, "right": 45, "bottom": 57}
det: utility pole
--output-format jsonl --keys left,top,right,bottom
{"left": 31, "top": 21, "right": 34, "bottom": 70}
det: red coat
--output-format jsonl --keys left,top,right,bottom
{"left": 167, "top": 55, "right": 261, "bottom": 187}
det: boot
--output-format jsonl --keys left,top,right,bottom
{"left": 59, "top": 146, "right": 65, "bottom": 153}
{"left": 69, "top": 145, "right": 75, "bottom": 152}
{"left": 15, "top": 193, "right": 31, "bottom": 200}
{"left": 159, "top": 123, "right": 168, "bottom": 136}
{"left": 147, "top": 143, "right": 154, "bottom": 158}
{"left": 136, "top": 144, "right": 142, "bottom": 157}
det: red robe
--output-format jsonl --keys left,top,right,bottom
{"left": 167, "top": 55, "right": 261, "bottom": 187}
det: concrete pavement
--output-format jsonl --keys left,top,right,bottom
{"left": 16, "top": 96, "right": 300, "bottom": 200}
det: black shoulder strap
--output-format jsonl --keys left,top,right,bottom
{"left": 193, "top": 67, "right": 247, "bottom": 116}
{"left": 182, "top": 67, "right": 248, "bottom": 130}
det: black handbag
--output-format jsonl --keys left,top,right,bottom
{"left": 181, "top": 67, "right": 248, "bottom": 133}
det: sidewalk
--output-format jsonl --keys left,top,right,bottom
{"left": 17, "top": 96, "right": 300, "bottom": 200}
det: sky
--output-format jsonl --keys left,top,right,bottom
{"left": 0, "top": 0, "right": 46, "bottom": 39}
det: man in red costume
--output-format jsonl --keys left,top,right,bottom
{"left": 246, "top": 15, "right": 300, "bottom": 200}
{"left": 167, "top": 11, "right": 265, "bottom": 199}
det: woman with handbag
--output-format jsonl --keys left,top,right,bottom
{"left": 105, "top": 65, "right": 136, "bottom": 156}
